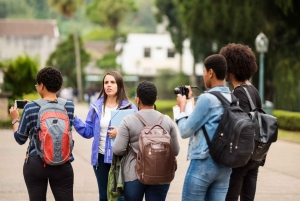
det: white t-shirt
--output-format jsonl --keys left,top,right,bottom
{"left": 99, "top": 105, "right": 117, "bottom": 154}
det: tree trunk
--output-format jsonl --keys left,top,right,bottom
{"left": 189, "top": 61, "right": 197, "bottom": 86}
{"left": 179, "top": 53, "right": 183, "bottom": 73}
{"left": 73, "top": 28, "right": 83, "bottom": 102}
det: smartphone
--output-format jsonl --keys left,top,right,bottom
{"left": 15, "top": 100, "right": 27, "bottom": 109}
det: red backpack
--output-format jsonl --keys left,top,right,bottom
{"left": 29, "top": 98, "right": 74, "bottom": 166}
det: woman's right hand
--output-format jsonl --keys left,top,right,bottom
{"left": 177, "top": 94, "right": 187, "bottom": 113}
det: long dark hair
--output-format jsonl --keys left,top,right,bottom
{"left": 97, "top": 71, "right": 129, "bottom": 114}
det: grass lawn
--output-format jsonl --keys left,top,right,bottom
{"left": 278, "top": 129, "right": 300, "bottom": 143}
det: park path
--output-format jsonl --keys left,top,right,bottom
{"left": 0, "top": 103, "right": 299, "bottom": 200}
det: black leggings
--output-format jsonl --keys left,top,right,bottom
{"left": 23, "top": 156, "right": 74, "bottom": 201}
{"left": 225, "top": 160, "right": 261, "bottom": 201}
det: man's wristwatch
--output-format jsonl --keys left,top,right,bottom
{"left": 12, "top": 119, "right": 19, "bottom": 125}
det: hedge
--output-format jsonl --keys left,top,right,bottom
{"left": 155, "top": 100, "right": 177, "bottom": 119}
{"left": 0, "top": 120, "right": 12, "bottom": 129}
{"left": 273, "top": 110, "right": 300, "bottom": 131}
{"left": 155, "top": 102, "right": 300, "bottom": 132}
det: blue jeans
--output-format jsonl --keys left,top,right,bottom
{"left": 182, "top": 157, "right": 232, "bottom": 201}
{"left": 93, "top": 154, "right": 124, "bottom": 201}
{"left": 124, "top": 179, "right": 170, "bottom": 201}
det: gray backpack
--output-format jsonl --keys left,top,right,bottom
{"left": 29, "top": 98, "right": 74, "bottom": 166}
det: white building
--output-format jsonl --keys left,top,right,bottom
{"left": 119, "top": 33, "right": 202, "bottom": 76}
{"left": 0, "top": 19, "right": 59, "bottom": 68}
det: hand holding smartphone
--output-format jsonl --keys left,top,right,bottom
{"left": 15, "top": 100, "right": 28, "bottom": 109}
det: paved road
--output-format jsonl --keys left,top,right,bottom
{"left": 0, "top": 103, "right": 300, "bottom": 201}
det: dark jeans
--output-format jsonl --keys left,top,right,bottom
{"left": 124, "top": 179, "right": 170, "bottom": 201}
{"left": 93, "top": 153, "right": 124, "bottom": 201}
{"left": 23, "top": 156, "right": 74, "bottom": 201}
{"left": 225, "top": 160, "right": 261, "bottom": 201}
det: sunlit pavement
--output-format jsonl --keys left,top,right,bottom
{"left": 0, "top": 103, "right": 300, "bottom": 201}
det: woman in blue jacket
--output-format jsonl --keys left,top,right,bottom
{"left": 73, "top": 71, "right": 137, "bottom": 201}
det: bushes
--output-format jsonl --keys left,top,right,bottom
{"left": 155, "top": 100, "right": 177, "bottom": 119}
{"left": 273, "top": 110, "right": 300, "bottom": 131}
{"left": 0, "top": 120, "right": 12, "bottom": 129}
{"left": 155, "top": 104, "right": 300, "bottom": 132}
{"left": 0, "top": 93, "right": 40, "bottom": 129}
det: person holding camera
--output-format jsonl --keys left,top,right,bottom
{"left": 8, "top": 67, "right": 75, "bottom": 201}
{"left": 175, "top": 54, "right": 232, "bottom": 201}
{"left": 219, "top": 43, "right": 262, "bottom": 201}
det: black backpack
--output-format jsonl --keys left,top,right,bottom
{"left": 242, "top": 87, "right": 278, "bottom": 162}
{"left": 203, "top": 91, "right": 255, "bottom": 168}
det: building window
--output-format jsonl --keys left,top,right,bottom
{"left": 144, "top": 47, "right": 151, "bottom": 58}
{"left": 167, "top": 48, "right": 175, "bottom": 58}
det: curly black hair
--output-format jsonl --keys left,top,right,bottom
{"left": 136, "top": 81, "right": 157, "bottom": 106}
{"left": 36, "top": 67, "right": 63, "bottom": 92}
{"left": 204, "top": 54, "right": 227, "bottom": 80}
{"left": 219, "top": 43, "right": 258, "bottom": 82}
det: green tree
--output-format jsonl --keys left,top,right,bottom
{"left": 0, "top": 0, "right": 33, "bottom": 18}
{"left": 175, "top": 0, "right": 300, "bottom": 111}
{"left": 85, "top": 0, "right": 136, "bottom": 43}
{"left": 48, "top": 0, "right": 85, "bottom": 102}
{"left": 96, "top": 52, "right": 119, "bottom": 72}
{"left": 25, "top": 0, "right": 54, "bottom": 19}
{"left": 121, "top": 0, "right": 156, "bottom": 33}
{"left": 155, "top": 0, "right": 186, "bottom": 73}
{"left": 46, "top": 34, "right": 90, "bottom": 89}
{"left": 3, "top": 55, "right": 38, "bottom": 101}
{"left": 154, "top": 70, "right": 189, "bottom": 99}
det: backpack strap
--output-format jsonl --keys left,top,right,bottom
{"left": 242, "top": 87, "right": 256, "bottom": 111}
{"left": 57, "top": 98, "right": 68, "bottom": 107}
{"left": 156, "top": 115, "right": 164, "bottom": 125}
{"left": 203, "top": 91, "right": 236, "bottom": 150}
{"left": 33, "top": 98, "right": 49, "bottom": 107}
{"left": 134, "top": 113, "right": 149, "bottom": 126}
{"left": 202, "top": 126, "right": 212, "bottom": 149}
{"left": 33, "top": 98, "right": 67, "bottom": 107}
{"left": 208, "top": 91, "right": 237, "bottom": 106}
{"left": 135, "top": 113, "right": 164, "bottom": 126}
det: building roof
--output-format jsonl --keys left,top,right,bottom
{"left": 84, "top": 41, "right": 110, "bottom": 60}
{"left": 0, "top": 19, "right": 59, "bottom": 38}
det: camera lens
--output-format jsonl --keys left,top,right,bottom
{"left": 174, "top": 87, "right": 180, "bottom": 95}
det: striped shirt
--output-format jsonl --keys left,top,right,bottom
{"left": 14, "top": 100, "right": 75, "bottom": 161}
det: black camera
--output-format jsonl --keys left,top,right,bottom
{"left": 174, "top": 86, "right": 190, "bottom": 97}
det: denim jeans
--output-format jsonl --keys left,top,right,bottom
{"left": 124, "top": 179, "right": 170, "bottom": 201}
{"left": 225, "top": 160, "right": 260, "bottom": 201}
{"left": 93, "top": 154, "right": 124, "bottom": 201}
{"left": 182, "top": 157, "right": 232, "bottom": 201}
